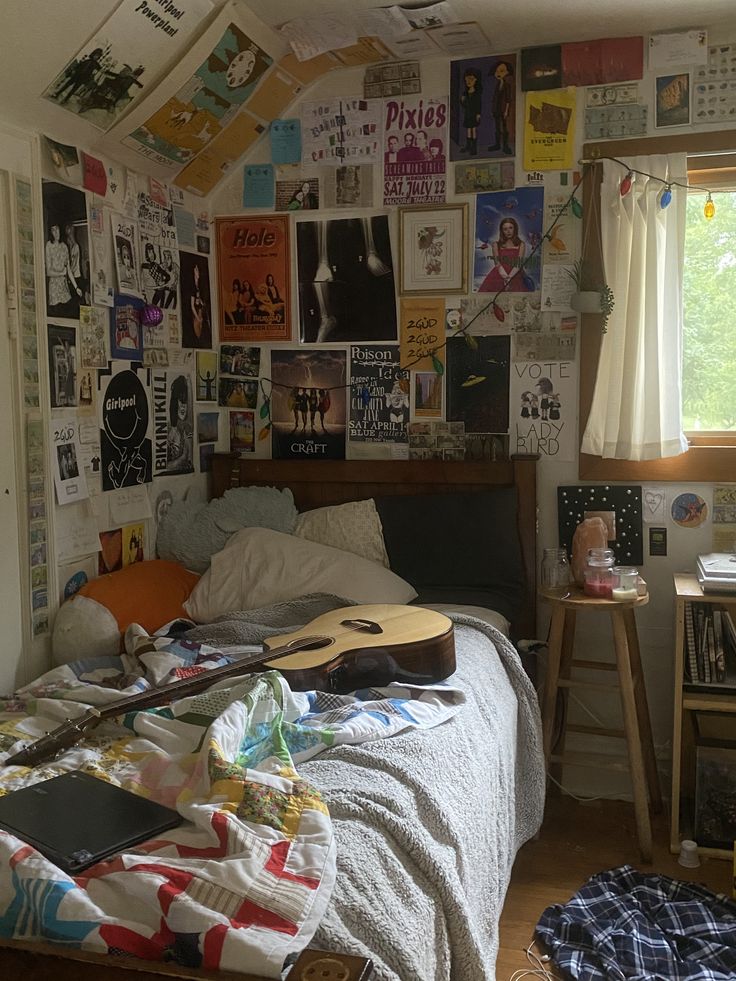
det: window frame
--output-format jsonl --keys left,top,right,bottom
{"left": 578, "top": 131, "right": 736, "bottom": 482}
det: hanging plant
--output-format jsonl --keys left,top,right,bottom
{"left": 565, "top": 259, "right": 615, "bottom": 333}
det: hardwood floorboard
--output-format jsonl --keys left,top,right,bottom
{"left": 496, "top": 795, "right": 732, "bottom": 980}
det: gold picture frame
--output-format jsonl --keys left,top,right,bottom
{"left": 398, "top": 202, "right": 468, "bottom": 295}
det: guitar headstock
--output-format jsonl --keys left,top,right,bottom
{"left": 4, "top": 710, "right": 101, "bottom": 768}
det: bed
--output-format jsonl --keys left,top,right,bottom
{"left": 0, "top": 455, "right": 545, "bottom": 981}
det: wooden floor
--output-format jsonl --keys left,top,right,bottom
{"left": 496, "top": 794, "right": 732, "bottom": 980}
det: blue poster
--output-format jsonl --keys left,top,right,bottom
{"left": 243, "top": 163, "right": 275, "bottom": 208}
{"left": 473, "top": 186, "right": 544, "bottom": 293}
{"left": 270, "top": 118, "right": 301, "bottom": 165}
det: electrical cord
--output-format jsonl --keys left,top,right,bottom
{"left": 507, "top": 940, "right": 557, "bottom": 981}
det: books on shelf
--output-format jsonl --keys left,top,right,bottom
{"left": 684, "top": 601, "right": 736, "bottom": 691}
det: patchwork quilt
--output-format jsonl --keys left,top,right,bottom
{"left": 0, "top": 619, "right": 464, "bottom": 978}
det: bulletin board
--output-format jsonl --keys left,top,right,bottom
{"left": 557, "top": 484, "right": 643, "bottom": 565}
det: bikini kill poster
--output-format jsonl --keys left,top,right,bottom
{"left": 510, "top": 360, "right": 575, "bottom": 460}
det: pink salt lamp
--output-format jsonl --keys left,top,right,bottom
{"left": 571, "top": 517, "right": 608, "bottom": 586}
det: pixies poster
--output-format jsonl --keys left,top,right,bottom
{"left": 270, "top": 349, "right": 346, "bottom": 460}
{"left": 383, "top": 97, "right": 448, "bottom": 206}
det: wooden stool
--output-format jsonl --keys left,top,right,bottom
{"left": 540, "top": 587, "right": 662, "bottom": 862}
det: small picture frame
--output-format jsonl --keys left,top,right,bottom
{"left": 399, "top": 203, "right": 468, "bottom": 295}
{"left": 655, "top": 72, "right": 690, "bottom": 128}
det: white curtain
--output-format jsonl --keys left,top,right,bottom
{"left": 580, "top": 154, "right": 689, "bottom": 461}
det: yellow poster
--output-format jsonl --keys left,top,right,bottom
{"left": 523, "top": 88, "right": 577, "bottom": 171}
{"left": 400, "top": 296, "right": 446, "bottom": 372}
{"left": 247, "top": 67, "right": 302, "bottom": 122}
{"left": 175, "top": 111, "right": 264, "bottom": 196}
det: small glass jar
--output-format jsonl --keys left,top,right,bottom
{"left": 611, "top": 565, "right": 639, "bottom": 601}
{"left": 541, "top": 547, "right": 572, "bottom": 595}
{"left": 583, "top": 547, "right": 615, "bottom": 599}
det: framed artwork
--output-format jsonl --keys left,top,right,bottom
{"left": 215, "top": 214, "right": 290, "bottom": 343}
{"left": 398, "top": 203, "right": 468, "bottom": 295}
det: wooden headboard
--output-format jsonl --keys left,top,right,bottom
{"left": 210, "top": 454, "right": 539, "bottom": 640}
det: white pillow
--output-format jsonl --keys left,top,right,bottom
{"left": 294, "top": 499, "right": 389, "bottom": 567}
{"left": 184, "top": 527, "right": 417, "bottom": 623}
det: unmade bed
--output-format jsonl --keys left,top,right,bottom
{"left": 0, "top": 457, "right": 544, "bottom": 981}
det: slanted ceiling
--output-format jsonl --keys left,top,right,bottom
{"left": 0, "top": 0, "right": 733, "bottom": 195}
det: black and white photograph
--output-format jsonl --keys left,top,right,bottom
{"left": 296, "top": 215, "right": 397, "bottom": 343}
{"left": 349, "top": 345, "right": 409, "bottom": 453}
{"left": 42, "top": 181, "right": 90, "bottom": 321}
{"left": 47, "top": 324, "right": 77, "bottom": 409}
{"left": 180, "top": 251, "right": 212, "bottom": 349}
{"left": 99, "top": 366, "right": 152, "bottom": 490}
{"left": 112, "top": 213, "right": 141, "bottom": 297}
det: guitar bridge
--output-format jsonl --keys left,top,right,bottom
{"left": 339, "top": 619, "right": 383, "bottom": 635}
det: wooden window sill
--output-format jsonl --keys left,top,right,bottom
{"left": 579, "top": 444, "right": 736, "bottom": 482}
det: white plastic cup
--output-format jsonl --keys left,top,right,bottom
{"left": 678, "top": 839, "right": 701, "bottom": 868}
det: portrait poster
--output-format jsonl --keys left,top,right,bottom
{"left": 270, "top": 349, "right": 347, "bottom": 460}
{"left": 218, "top": 378, "right": 258, "bottom": 408}
{"left": 48, "top": 324, "right": 78, "bottom": 409}
{"left": 449, "top": 54, "right": 517, "bottom": 162}
{"left": 196, "top": 350, "right": 218, "bottom": 401}
{"left": 509, "top": 359, "right": 575, "bottom": 461}
{"left": 216, "top": 215, "right": 290, "bottom": 343}
{"left": 523, "top": 89, "right": 577, "bottom": 171}
{"left": 179, "top": 251, "right": 212, "bottom": 348}
{"left": 296, "top": 216, "right": 397, "bottom": 343}
{"left": 473, "top": 187, "right": 544, "bottom": 293}
{"left": 99, "top": 365, "right": 152, "bottom": 490}
{"left": 78, "top": 306, "right": 109, "bottom": 368}
{"left": 110, "top": 294, "right": 144, "bottom": 360}
{"left": 88, "top": 205, "right": 115, "bottom": 307}
{"left": 383, "top": 97, "right": 448, "bottom": 205}
{"left": 122, "top": 523, "right": 145, "bottom": 566}
{"left": 122, "top": 21, "right": 272, "bottom": 170}
{"left": 112, "top": 213, "right": 142, "bottom": 297}
{"left": 42, "top": 181, "right": 90, "bottom": 321}
{"left": 138, "top": 192, "right": 180, "bottom": 322}
{"left": 349, "top": 344, "right": 409, "bottom": 455}
{"left": 446, "top": 334, "right": 510, "bottom": 434}
{"left": 42, "top": 0, "right": 213, "bottom": 130}
{"left": 151, "top": 367, "right": 194, "bottom": 476}
{"left": 275, "top": 178, "right": 320, "bottom": 212}
{"left": 50, "top": 417, "right": 89, "bottom": 506}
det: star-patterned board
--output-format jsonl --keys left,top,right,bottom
{"left": 557, "top": 485, "right": 643, "bottom": 566}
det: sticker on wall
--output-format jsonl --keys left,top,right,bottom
{"left": 712, "top": 486, "right": 736, "bottom": 553}
{"left": 649, "top": 526, "right": 668, "bottom": 557}
{"left": 557, "top": 485, "right": 643, "bottom": 565}
{"left": 671, "top": 492, "right": 708, "bottom": 528}
{"left": 642, "top": 484, "right": 667, "bottom": 523}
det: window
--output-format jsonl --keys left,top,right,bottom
{"left": 579, "top": 133, "right": 736, "bottom": 481}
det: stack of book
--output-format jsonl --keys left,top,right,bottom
{"left": 684, "top": 602, "right": 736, "bottom": 689}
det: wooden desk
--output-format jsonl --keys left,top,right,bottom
{"left": 540, "top": 587, "right": 662, "bottom": 862}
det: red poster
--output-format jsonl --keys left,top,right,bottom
{"left": 216, "top": 215, "right": 291, "bottom": 342}
{"left": 81, "top": 152, "right": 107, "bottom": 196}
{"left": 561, "top": 36, "right": 643, "bottom": 86}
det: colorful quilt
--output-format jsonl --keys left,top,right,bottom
{"left": 0, "top": 621, "right": 464, "bottom": 978}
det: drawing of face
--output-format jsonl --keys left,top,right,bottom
{"left": 465, "top": 71, "right": 478, "bottom": 90}
{"left": 446, "top": 309, "right": 461, "bottom": 330}
{"left": 226, "top": 49, "right": 256, "bottom": 87}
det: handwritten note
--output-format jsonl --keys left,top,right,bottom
{"left": 400, "top": 297, "right": 446, "bottom": 372}
{"left": 50, "top": 417, "right": 89, "bottom": 505}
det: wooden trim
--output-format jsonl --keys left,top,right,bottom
{"left": 578, "top": 130, "right": 736, "bottom": 481}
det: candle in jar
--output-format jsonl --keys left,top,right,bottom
{"left": 612, "top": 586, "right": 638, "bottom": 601}
{"left": 584, "top": 579, "right": 613, "bottom": 598}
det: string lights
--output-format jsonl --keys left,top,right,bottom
{"left": 255, "top": 154, "right": 718, "bottom": 439}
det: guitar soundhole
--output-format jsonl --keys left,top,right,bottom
{"left": 287, "top": 635, "right": 333, "bottom": 652}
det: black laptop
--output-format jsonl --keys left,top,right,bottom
{"left": 0, "top": 770, "right": 182, "bottom": 874}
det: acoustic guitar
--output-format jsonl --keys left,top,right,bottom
{"left": 4, "top": 604, "right": 455, "bottom": 768}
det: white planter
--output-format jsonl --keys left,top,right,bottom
{"left": 570, "top": 290, "right": 602, "bottom": 314}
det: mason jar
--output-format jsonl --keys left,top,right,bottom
{"left": 541, "top": 547, "right": 572, "bottom": 595}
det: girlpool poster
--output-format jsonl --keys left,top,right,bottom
{"left": 449, "top": 54, "right": 517, "bottom": 161}
{"left": 473, "top": 186, "right": 544, "bottom": 293}
{"left": 216, "top": 215, "right": 290, "bottom": 342}
{"left": 270, "top": 349, "right": 346, "bottom": 460}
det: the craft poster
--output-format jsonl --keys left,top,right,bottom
{"left": 196, "top": 350, "right": 218, "bottom": 401}
{"left": 218, "top": 378, "right": 258, "bottom": 408}
{"left": 275, "top": 179, "right": 320, "bottom": 212}
{"left": 301, "top": 98, "right": 382, "bottom": 164}
{"left": 400, "top": 296, "right": 445, "bottom": 371}
{"left": 523, "top": 89, "right": 576, "bottom": 170}
{"left": 349, "top": 345, "right": 409, "bottom": 451}
{"left": 151, "top": 368, "right": 194, "bottom": 475}
{"left": 138, "top": 193, "right": 179, "bottom": 317}
{"left": 216, "top": 215, "right": 290, "bottom": 342}
{"left": 446, "top": 335, "right": 510, "bottom": 434}
{"left": 122, "top": 523, "right": 145, "bottom": 566}
{"left": 296, "top": 216, "right": 397, "bottom": 343}
{"left": 42, "top": 181, "right": 89, "bottom": 321}
{"left": 229, "top": 410, "right": 255, "bottom": 455}
{"left": 88, "top": 205, "right": 115, "bottom": 307}
{"left": 111, "top": 294, "right": 144, "bottom": 360}
{"left": 42, "top": 0, "right": 213, "bottom": 130}
{"left": 383, "top": 97, "right": 448, "bottom": 205}
{"left": 510, "top": 360, "right": 575, "bottom": 460}
{"left": 50, "top": 417, "right": 89, "bottom": 505}
{"left": 270, "top": 349, "right": 347, "bottom": 460}
{"left": 48, "top": 324, "right": 77, "bottom": 408}
{"left": 474, "top": 187, "right": 544, "bottom": 293}
{"left": 112, "top": 213, "right": 141, "bottom": 297}
{"left": 99, "top": 366, "right": 152, "bottom": 490}
{"left": 179, "top": 251, "right": 212, "bottom": 348}
{"left": 220, "top": 346, "right": 261, "bottom": 377}
{"left": 123, "top": 22, "right": 272, "bottom": 168}
{"left": 449, "top": 54, "right": 517, "bottom": 162}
